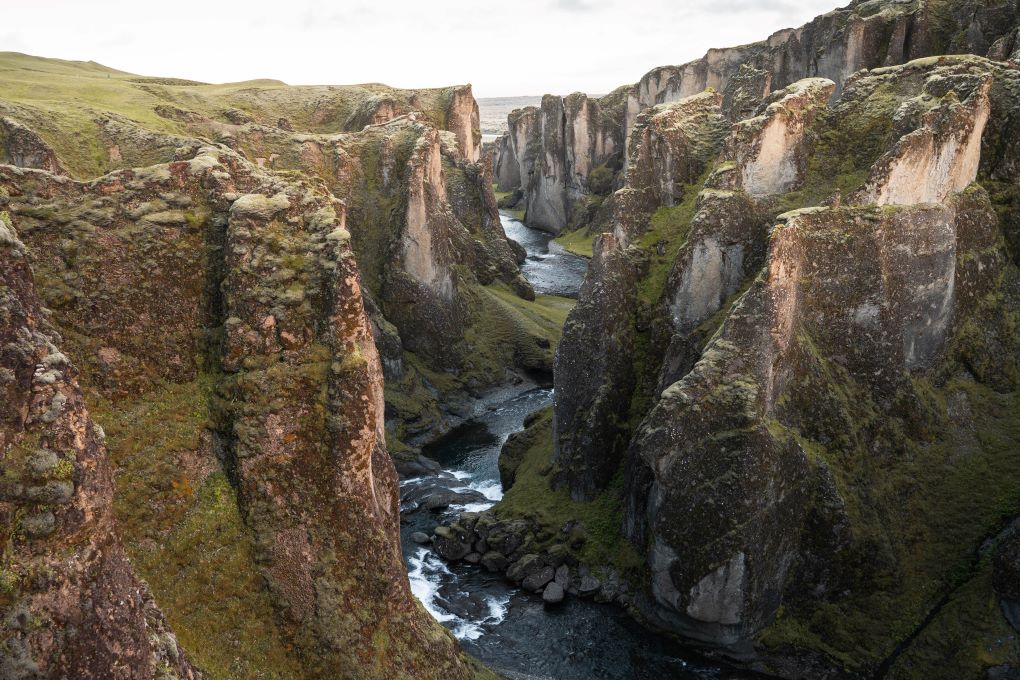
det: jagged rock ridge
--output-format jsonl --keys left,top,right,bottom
{"left": 494, "top": 0, "right": 1019, "bottom": 236}
{"left": 546, "top": 52, "right": 1020, "bottom": 678}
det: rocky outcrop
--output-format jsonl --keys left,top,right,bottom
{"left": 715, "top": 78, "right": 835, "bottom": 198}
{"left": 430, "top": 507, "right": 631, "bottom": 608}
{"left": 553, "top": 234, "right": 640, "bottom": 500}
{"left": 629, "top": 192, "right": 1005, "bottom": 652}
{"left": 543, "top": 54, "right": 1020, "bottom": 676}
{"left": 0, "top": 117, "right": 66, "bottom": 175}
{"left": 0, "top": 212, "right": 197, "bottom": 678}
{"left": 0, "top": 146, "right": 477, "bottom": 678}
{"left": 444, "top": 85, "right": 482, "bottom": 163}
{"left": 623, "top": 0, "right": 1019, "bottom": 136}
{"left": 613, "top": 90, "right": 728, "bottom": 244}
{"left": 852, "top": 75, "right": 991, "bottom": 206}
{"left": 494, "top": 0, "right": 1020, "bottom": 234}
{"left": 500, "top": 92, "right": 625, "bottom": 234}
{"left": 0, "top": 59, "right": 541, "bottom": 444}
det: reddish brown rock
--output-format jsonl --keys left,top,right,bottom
{"left": 0, "top": 213, "right": 197, "bottom": 679}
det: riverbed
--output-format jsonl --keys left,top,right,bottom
{"left": 398, "top": 212, "right": 752, "bottom": 679}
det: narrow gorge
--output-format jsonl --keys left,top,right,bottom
{"left": 2, "top": 0, "right": 1020, "bottom": 678}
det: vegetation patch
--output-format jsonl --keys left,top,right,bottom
{"left": 91, "top": 376, "right": 301, "bottom": 680}
{"left": 552, "top": 226, "right": 596, "bottom": 258}
{"left": 494, "top": 409, "right": 643, "bottom": 573}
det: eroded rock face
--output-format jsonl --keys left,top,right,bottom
{"left": 494, "top": 0, "right": 1019, "bottom": 232}
{"left": 0, "top": 117, "right": 66, "bottom": 175}
{"left": 546, "top": 54, "right": 1020, "bottom": 674}
{"left": 553, "top": 234, "right": 640, "bottom": 500}
{"left": 0, "top": 215, "right": 197, "bottom": 679}
{"left": 624, "top": 0, "right": 1019, "bottom": 138}
{"left": 629, "top": 188, "right": 1011, "bottom": 651}
{"left": 658, "top": 189, "right": 766, "bottom": 352}
{"left": 614, "top": 91, "right": 728, "bottom": 244}
{"left": 718, "top": 78, "right": 835, "bottom": 197}
{"left": 0, "top": 147, "right": 476, "bottom": 679}
{"left": 501, "top": 92, "right": 624, "bottom": 233}
{"left": 445, "top": 85, "right": 482, "bottom": 163}
{"left": 853, "top": 75, "right": 991, "bottom": 205}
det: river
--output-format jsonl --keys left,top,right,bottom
{"left": 398, "top": 212, "right": 752, "bottom": 679}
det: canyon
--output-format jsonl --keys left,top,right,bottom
{"left": 1, "top": 0, "right": 1020, "bottom": 677}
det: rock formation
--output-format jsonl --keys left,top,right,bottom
{"left": 0, "top": 204, "right": 197, "bottom": 679}
{"left": 0, "top": 62, "right": 506, "bottom": 674}
{"left": 0, "top": 117, "right": 66, "bottom": 176}
{"left": 539, "top": 52, "right": 1020, "bottom": 677}
{"left": 553, "top": 234, "right": 639, "bottom": 500}
{"left": 0, "top": 52, "right": 549, "bottom": 450}
{"left": 494, "top": 90, "right": 627, "bottom": 233}
{"left": 612, "top": 89, "right": 728, "bottom": 244}
{"left": 494, "top": 0, "right": 1020, "bottom": 234}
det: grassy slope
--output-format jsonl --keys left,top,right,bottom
{"left": 0, "top": 51, "right": 463, "bottom": 179}
{"left": 88, "top": 377, "right": 302, "bottom": 680}
{"left": 552, "top": 226, "right": 596, "bottom": 258}
{"left": 494, "top": 409, "right": 643, "bottom": 572}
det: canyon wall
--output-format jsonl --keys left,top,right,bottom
{"left": 546, "top": 52, "right": 1020, "bottom": 678}
{"left": 0, "top": 56, "right": 518, "bottom": 678}
{"left": 494, "top": 0, "right": 1020, "bottom": 234}
{"left": 0, "top": 191, "right": 198, "bottom": 680}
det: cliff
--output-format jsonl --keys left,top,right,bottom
{"left": 494, "top": 0, "right": 1019, "bottom": 236}
{"left": 0, "top": 53, "right": 526, "bottom": 678}
{"left": 0, "top": 145, "right": 483, "bottom": 678}
{"left": 0, "top": 51, "right": 555, "bottom": 448}
{"left": 0, "top": 193, "right": 199, "bottom": 680}
{"left": 517, "top": 52, "right": 1020, "bottom": 678}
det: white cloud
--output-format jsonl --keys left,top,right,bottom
{"left": 1, "top": 0, "right": 842, "bottom": 96}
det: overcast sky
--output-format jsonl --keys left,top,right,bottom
{"left": 3, "top": 0, "right": 844, "bottom": 97}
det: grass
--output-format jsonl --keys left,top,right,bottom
{"left": 493, "top": 185, "right": 525, "bottom": 220}
{"left": 483, "top": 284, "right": 575, "bottom": 336}
{"left": 90, "top": 376, "right": 302, "bottom": 680}
{"left": 494, "top": 409, "right": 643, "bottom": 572}
{"left": 0, "top": 51, "right": 470, "bottom": 179}
{"left": 552, "top": 226, "right": 596, "bottom": 258}
{"left": 634, "top": 177, "right": 704, "bottom": 307}
{"left": 885, "top": 554, "right": 1020, "bottom": 679}
{"left": 760, "top": 352, "right": 1020, "bottom": 672}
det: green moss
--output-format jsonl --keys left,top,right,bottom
{"left": 761, "top": 345, "right": 1020, "bottom": 671}
{"left": 635, "top": 177, "right": 704, "bottom": 307}
{"left": 587, "top": 164, "right": 614, "bottom": 196}
{"left": 50, "top": 457, "right": 74, "bottom": 481}
{"left": 483, "top": 284, "right": 574, "bottom": 334}
{"left": 552, "top": 226, "right": 596, "bottom": 258}
{"left": 90, "top": 376, "right": 301, "bottom": 679}
{"left": 886, "top": 555, "right": 1020, "bottom": 679}
{"left": 494, "top": 409, "right": 643, "bottom": 572}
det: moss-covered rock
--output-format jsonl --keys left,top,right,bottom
{"left": 0, "top": 146, "right": 481, "bottom": 678}
{"left": 547, "top": 55, "right": 1020, "bottom": 678}
{"left": 0, "top": 205, "right": 198, "bottom": 679}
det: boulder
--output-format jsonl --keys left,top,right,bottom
{"left": 542, "top": 582, "right": 565, "bottom": 605}
{"left": 481, "top": 551, "right": 509, "bottom": 573}
{"left": 433, "top": 526, "right": 473, "bottom": 561}
{"left": 522, "top": 566, "right": 555, "bottom": 593}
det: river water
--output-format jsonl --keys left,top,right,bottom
{"left": 398, "top": 212, "right": 751, "bottom": 679}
